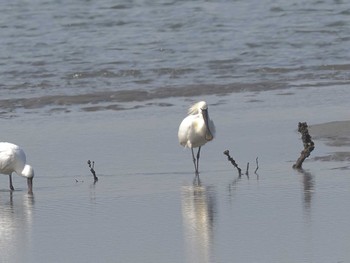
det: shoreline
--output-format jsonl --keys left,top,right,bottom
{"left": 310, "top": 120, "right": 350, "bottom": 166}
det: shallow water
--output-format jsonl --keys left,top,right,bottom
{"left": 3, "top": 168, "right": 350, "bottom": 263}
{"left": 1, "top": 85, "right": 350, "bottom": 262}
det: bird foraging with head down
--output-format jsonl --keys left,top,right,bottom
{"left": 0, "top": 142, "right": 34, "bottom": 194}
{"left": 178, "top": 101, "right": 215, "bottom": 175}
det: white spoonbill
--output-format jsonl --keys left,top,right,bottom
{"left": 0, "top": 142, "right": 34, "bottom": 194}
{"left": 178, "top": 101, "right": 215, "bottom": 174}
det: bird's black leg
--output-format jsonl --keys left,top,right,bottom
{"left": 196, "top": 147, "right": 201, "bottom": 174}
{"left": 9, "top": 174, "right": 14, "bottom": 191}
{"left": 193, "top": 172, "right": 201, "bottom": 186}
{"left": 191, "top": 148, "right": 198, "bottom": 174}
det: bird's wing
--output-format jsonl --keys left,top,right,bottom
{"left": 0, "top": 143, "right": 26, "bottom": 174}
{"left": 0, "top": 146, "right": 16, "bottom": 173}
{"left": 178, "top": 115, "right": 196, "bottom": 147}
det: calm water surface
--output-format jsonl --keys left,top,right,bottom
{"left": 1, "top": 0, "right": 350, "bottom": 262}
{"left": 1, "top": 86, "right": 350, "bottom": 262}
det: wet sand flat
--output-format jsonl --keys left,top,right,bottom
{"left": 310, "top": 120, "right": 350, "bottom": 147}
{"left": 310, "top": 121, "right": 350, "bottom": 166}
{"left": 0, "top": 86, "right": 350, "bottom": 263}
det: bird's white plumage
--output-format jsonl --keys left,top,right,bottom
{"left": 0, "top": 143, "right": 26, "bottom": 175}
{"left": 0, "top": 142, "right": 34, "bottom": 193}
{"left": 178, "top": 101, "right": 215, "bottom": 148}
{"left": 178, "top": 101, "right": 215, "bottom": 173}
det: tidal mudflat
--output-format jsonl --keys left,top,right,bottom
{"left": 0, "top": 86, "right": 349, "bottom": 262}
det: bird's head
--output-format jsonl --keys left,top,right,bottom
{"left": 22, "top": 165, "right": 34, "bottom": 194}
{"left": 188, "top": 101, "right": 208, "bottom": 115}
{"left": 187, "top": 101, "right": 214, "bottom": 141}
{"left": 198, "top": 101, "right": 208, "bottom": 111}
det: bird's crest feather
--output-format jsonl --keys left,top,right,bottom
{"left": 188, "top": 101, "right": 207, "bottom": 115}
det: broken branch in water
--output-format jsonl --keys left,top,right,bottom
{"left": 223, "top": 150, "right": 242, "bottom": 177}
{"left": 293, "top": 122, "right": 315, "bottom": 169}
{"left": 87, "top": 160, "right": 98, "bottom": 183}
{"left": 254, "top": 157, "right": 259, "bottom": 174}
{"left": 245, "top": 162, "right": 249, "bottom": 177}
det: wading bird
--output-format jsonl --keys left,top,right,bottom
{"left": 178, "top": 101, "right": 215, "bottom": 175}
{"left": 0, "top": 142, "right": 34, "bottom": 194}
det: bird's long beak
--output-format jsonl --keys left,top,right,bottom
{"left": 202, "top": 109, "right": 213, "bottom": 141}
{"left": 27, "top": 177, "right": 33, "bottom": 195}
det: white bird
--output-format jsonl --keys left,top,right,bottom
{"left": 178, "top": 101, "right": 215, "bottom": 174}
{"left": 0, "top": 142, "right": 34, "bottom": 194}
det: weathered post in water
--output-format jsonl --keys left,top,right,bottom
{"left": 293, "top": 122, "right": 315, "bottom": 169}
{"left": 223, "top": 150, "right": 242, "bottom": 177}
{"left": 87, "top": 160, "right": 98, "bottom": 183}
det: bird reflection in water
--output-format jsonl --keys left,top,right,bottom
{"left": 0, "top": 192, "right": 34, "bottom": 262}
{"left": 181, "top": 179, "right": 217, "bottom": 263}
